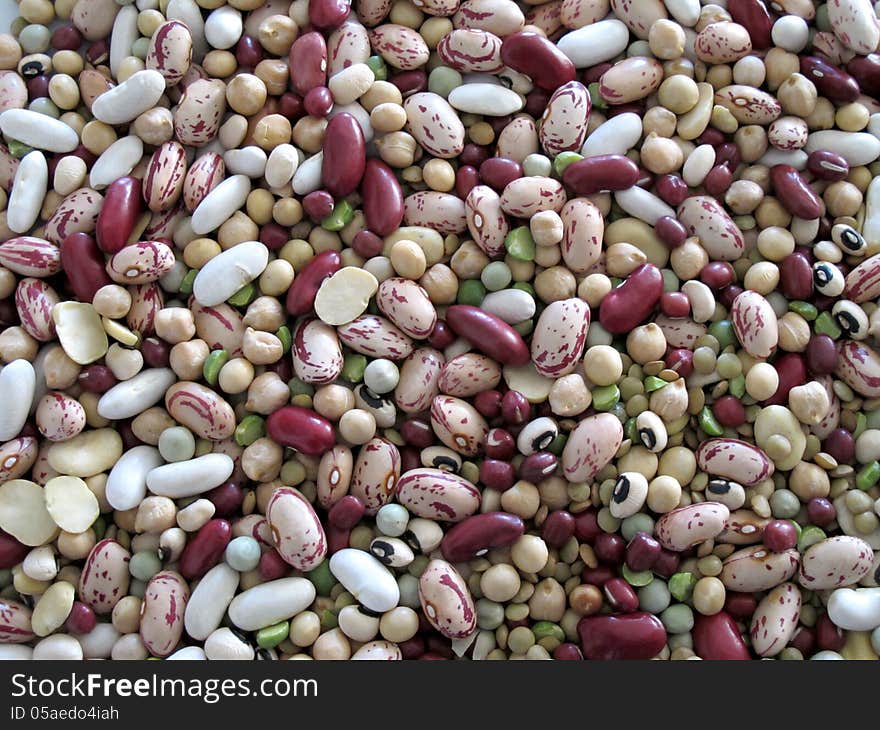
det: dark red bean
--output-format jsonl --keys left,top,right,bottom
{"left": 484, "top": 427, "right": 515, "bottom": 459}
{"left": 322, "top": 113, "right": 365, "bottom": 197}
{"left": 60, "top": 232, "right": 112, "bottom": 303}
{"left": 308, "top": 0, "right": 350, "bottom": 29}
{"left": 178, "top": 519, "right": 232, "bottom": 580}
{"left": 117, "top": 419, "right": 142, "bottom": 451}
{"left": 719, "top": 284, "right": 744, "bottom": 310}
{"left": 455, "top": 164, "right": 480, "bottom": 199}
{"left": 723, "top": 592, "right": 758, "bottom": 620}
{"left": 266, "top": 406, "right": 335, "bottom": 455}
{"left": 86, "top": 40, "right": 108, "bottom": 65}
{"left": 235, "top": 35, "right": 263, "bottom": 67}
{"left": 0, "top": 530, "right": 28, "bottom": 569}
{"left": 401, "top": 418, "right": 434, "bottom": 448}
{"left": 696, "top": 127, "right": 726, "bottom": 147}
{"left": 288, "top": 32, "right": 327, "bottom": 95}
{"left": 524, "top": 87, "right": 552, "bottom": 118}
{"left": 660, "top": 291, "right": 691, "bottom": 318}
{"left": 652, "top": 548, "right": 680, "bottom": 578}
{"left": 562, "top": 154, "right": 640, "bottom": 195}
{"left": 542, "top": 510, "right": 575, "bottom": 548}
{"left": 351, "top": 229, "right": 384, "bottom": 258}
{"left": 479, "top": 157, "right": 522, "bottom": 192}
{"left": 474, "top": 390, "right": 503, "bottom": 420}
{"left": 665, "top": 348, "right": 694, "bottom": 377}
{"left": 655, "top": 174, "right": 690, "bottom": 206}
{"left": 847, "top": 53, "right": 880, "bottom": 97}
{"left": 400, "top": 446, "right": 420, "bottom": 474}
{"left": 77, "top": 365, "right": 117, "bottom": 394}
{"left": 779, "top": 251, "right": 813, "bottom": 300}
{"left": 603, "top": 577, "right": 639, "bottom": 613}
{"left": 279, "top": 92, "right": 305, "bottom": 120}
{"left": 599, "top": 263, "right": 663, "bottom": 333}
{"left": 789, "top": 626, "right": 815, "bottom": 656}
{"left": 285, "top": 250, "right": 341, "bottom": 316}
{"left": 501, "top": 32, "right": 575, "bottom": 91}
{"left": 713, "top": 395, "right": 746, "bottom": 428}
{"left": 51, "top": 25, "right": 82, "bottom": 51}
{"left": 445, "top": 305, "right": 531, "bottom": 366}
{"left": 770, "top": 164, "right": 824, "bottom": 219}
{"left": 800, "top": 56, "right": 860, "bottom": 103}
{"left": 625, "top": 532, "right": 661, "bottom": 571}
{"left": 553, "top": 642, "right": 584, "bottom": 660}
{"left": 206, "top": 482, "right": 244, "bottom": 518}
{"left": 806, "top": 149, "right": 850, "bottom": 182}
{"left": 582, "top": 63, "right": 612, "bottom": 84}
{"left": 715, "top": 142, "right": 741, "bottom": 169}
{"left": 459, "top": 143, "right": 488, "bottom": 168}
{"left": 727, "top": 0, "right": 773, "bottom": 48}
{"left": 594, "top": 532, "right": 625, "bottom": 565}
{"left": 763, "top": 352, "right": 807, "bottom": 406}
{"left": 519, "top": 451, "right": 557, "bottom": 483}
{"left": 64, "top": 601, "right": 96, "bottom": 635}
{"left": 440, "top": 512, "right": 525, "bottom": 563}
{"left": 807, "top": 497, "right": 836, "bottom": 527}
{"left": 655, "top": 215, "right": 687, "bottom": 248}
{"left": 816, "top": 612, "right": 846, "bottom": 651}
{"left": 399, "top": 636, "right": 425, "bottom": 659}
{"left": 578, "top": 613, "right": 667, "bottom": 660}
{"left": 763, "top": 519, "right": 798, "bottom": 552}
{"left": 500, "top": 390, "right": 531, "bottom": 424}
{"left": 141, "top": 337, "right": 171, "bottom": 368}
{"left": 389, "top": 69, "right": 427, "bottom": 97}
{"left": 259, "top": 548, "right": 289, "bottom": 580}
{"left": 427, "top": 319, "right": 455, "bottom": 349}
{"left": 581, "top": 564, "right": 615, "bottom": 587}
{"left": 479, "top": 458, "right": 516, "bottom": 491}
{"left": 692, "top": 611, "right": 751, "bottom": 660}
{"left": 823, "top": 428, "right": 855, "bottom": 464}
{"left": 329, "top": 495, "right": 366, "bottom": 529}
{"left": 26, "top": 75, "right": 48, "bottom": 99}
{"left": 302, "top": 190, "right": 335, "bottom": 221}
{"left": 303, "top": 87, "right": 334, "bottom": 117}
{"left": 95, "top": 176, "right": 142, "bottom": 255}
{"left": 573, "top": 508, "right": 601, "bottom": 543}
{"left": 361, "top": 158, "right": 404, "bottom": 236}
{"left": 704, "top": 163, "right": 734, "bottom": 197}
{"left": 700, "top": 261, "right": 736, "bottom": 289}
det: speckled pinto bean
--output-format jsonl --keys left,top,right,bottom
{"left": 835, "top": 339, "right": 880, "bottom": 398}
{"left": 106, "top": 241, "right": 176, "bottom": 285}
{"left": 562, "top": 413, "right": 623, "bottom": 482}
{"left": 844, "top": 254, "right": 880, "bottom": 303}
{"left": 0, "top": 238, "right": 61, "bottom": 278}
{"left": 336, "top": 314, "right": 414, "bottom": 360}
{"left": 538, "top": 81, "right": 591, "bottom": 158}
{"left": 183, "top": 153, "right": 225, "bottom": 212}
{"left": 140, "top": 571, "right": 188, "bottom": 657}
{"left": 165, "top": 382, "right": 236, "bottom": 441}
{"left": 370, "top": 24, "right": 430, "bottom": 70}
{"left": 799, "top": 536, "right": 873, "bottom": 590}
{"left": 430, "top": 395, "right": 489, "bottom": 456}
{"left": 143, "top": 143, "right": 186, "bottom": 214}
{"left": 437, "top": 29, "right": 504, "bottom": 73}
{"left": 146, "top": 20, "right": 193, "bottom": 87}
{"left": 599, "top": 263, "right": 663, "bottom": 334}
{"left": 438, "top": 353, "right": 501, "bottom": 397}
{"left": 350, "top": 437, "right": 401, "bottom": 514}
{"left": 444, "top": 305, "right": 530, "bottom": 366}
{"left": 396, "top": 467, "right": 480, "bottom": 521}
{"left": 78, "top": 539, "right": 131, "bottom": 614}
{"left": 376, "top": 278, "right": 437, "bottom": 339}
{"left": 531, "top": 298, "right": 590, "bottom": 378}
{"left": 559, "top": 198, "right": 602, "bottom": 274}
{"left": 317, "top": 445, "right": 353, "bottom": 508}
{"left": 266, "top": 406, "right": 336, "bottom": 455}
{"left": 404, "top": 192, "right": 467, "bottom": 235}
{"left": 292, "top": 317, "right": 344, "bottom": 384}
{"left": 395, "top": 348, "right": 445, "bottom": 413}
{"left": 654, "top": 502, "right": 730, "bottom": 552}
{"left": 750, "top": 583, "right": 801, "bottom": 658}
{"left": 465, "top": 185, "right": 509, "bottom": 257}
{"left": 174, "top": 79, "right": 226, "bottom": 147}
{"left": 676, "top": 196, "right": 745, "bottom": 261}
{"left": 501, "top": 32, "right": 575, "bottom": 91}
{"left": 45, "top": 188, "right": 103, "bottom": 246}
{"left": 362, "top": 159, "right": 405, "bottom": 236}
{"left": 714, "top": 85, "right": 782, "bottom": 125}
{"left": 828, "top": 0, "right": 880, "bottom": 54}
{"left": 0, "top": 438, "right": 38, "bottom": 484}
{"left": 266, "top": 487, "right": 327, "bottom": 571}
{"left": 578, "top": 613, "right": 666, "bottom": 660}
{"left": 419, "top": 559, "right": 476, "bottom": 639}
{"left": 500, "top": 176, "right": 566, "bottom": 217}
{"left": 0, "top": 599, "right": 34, "bottom": 644}
{"left": 404, "top": 93, "right": 466, "bottom": 159}
{"left": 599, "top": 57, "right": 663, "bottom": 105}
{"left": 697, "top": 438, "right": 775, "bottom": 486}
{"left": 562, "top": 155, "right": 639, "bottom": 197}
{"left": 721, "top": 546, "right": 801, "bottom": 593}
{"left": 454, "top": 0, "right": 525, "bottom": 34}
{"left": 731, "top": 290, "right": 779, "bottom": 359}
{"left": 15, "top": 278, "right": 58, "bottom": 342}
{"left": 191, "top": 302, "right": 244, "bottom": 356}
{"left": 770, "top": 165, "right": 823, "bottom": 219}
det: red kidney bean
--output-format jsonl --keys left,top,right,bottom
{"left": 696, "top": 127, "right": 725, "bottom": 148}
{"left": 700, "top": 261, "right": 736, "bottom": 290}
{"left": 289, "top": 32, "right": 327, "bottom": 95}
{"left": 816, "top": 612, "right": 847, "bottom": 652}
{"left": 607, "top": 102, "right": 645, "bottom": 117}
{"left": 400, "top": 446, "right": 420, "bottom": 474}
{"left": 594, "top": 532, "right": 625, "bottom": 565}
{"left": 322, "top": 113, "right": 365, "bottom": 198}
{"left": 599, "top": 263, "right": 663, "bottom": 334}
{"left": 806, "top": 149, "right": 850, "bottom": 182}
{"left": 51, "top": 24, "right": 82, "bottom": 50}
{"left": 704, "top": 163, "right": 734, "bottom": 197}
{"left": 655, "top": 216, "right": 687, "bottom": 249}
{"left": 266, "top": 406, "right": 336, "bottom": 455}
{"left": 603, "top": 578, "right": 639, "bottom": 613}
{"left": 95, "top": 176, "right": 141, "bottom": 255}
{"left": 178, "top": 519, "right": 232, "bottom": 580}
{"left": 716, "top": 142, "right": 741, "bottom": 169}
{"left": 625, "top": 532, "right": 661, "bottom": 571}
{"left": 562, "top": 154, "right": 639, "bottom": 196}
{"left": 445, "top": 305, "right": 530, "bottom": 366}
{"left": 519, "top": 452, "right": 557, "bottom": 483}
{"left": 26, "top": 75, "right": 48, "bottom": 99}
{"left": 279, "top": 92, "right": 305, "bottom": 120}
{"left": 285, "top": 250, "right": 341, "bottom": 316}
{"left": 78, "top": 365, "right": 117, "bottom": 393}
{"left": 64, "top": 601, "right": 96, "bottom": 634}
{"left": 479, "top": 157, "right": 522, "bottom": 192}
{"left": 361, "top": 158, "right": 404, "bottom": 236}
{"left": 719, "top": 284, "right": 744, "bottom": 310}
{"left": 542, "top": 510, "right": 575, "bottom": 548}
{"left": 427, "top": 320, "right": 455, "bottom": 349}
{"left": 789, "top": 626, "right": 815, "bottom": 656}
{"left": 823, "top": 428, "right": 855, "bottom": 464}
{"left": 304, "top": 86, "right": 334, "bottom": 117}
{"left": 500, "top": 390, "right": 531, "bottom": 424}
{"left": 553, "top": 643, "right": 584, "bottom": 660}
{"left": 659, "top": 291, "right": 690, "bottom": 318}
{"left": 351, "top": 229, "right": 384, "bottom": 258}
{"left": 655, "top": 174, "right": 689, "bottom": 206}
{"left": 474, "top": 390, "right": 503, "bottom": 420}
{"left": 440, "top": 511, "right": 525, "bottom": 563}
{"left": 459, "top": 143, "right": 488, "bottom": 168}
{"left": 0, "top": 530, "right": 28, "bottom": 569}
{"left": 455, "top": 165, "right": 480, "bottom": 199}
{"left": 581, "top": 564, "right": 614, "bottom": 586}
{"left": 578, "top": 613, "right": 667, "bottom": 660}
{"left": 60, "top": 232, "right": 112, "bottom": 303}
{"left": 847, "top": 53, "right": 880, "bottom": 97}
{"left": 524, "top": 87, "right": 551, "bottom": 118}
{"left": 206, "top": 482, "right": 244, "bottom": 518}
{"left": 763, "top": 352, "right": 807, "bottom": 406}
{"left": 259, "top": 223, "right": 289, "bottom": 251}
{"left": 713, "top": 395, "right": 746, "bottom": 428}
{"left": 309, "top": 0, "right": 350, "bottom": 28}
{"left": 141, "top": 336, "right": 171, "bottom": 368}
{"left": 807, "top": 497, "right": 836, "bottom": 527}
{"left": 259, "top": 548, "right": 289, "bottom": 580}
{"left": 303, "top": 190, "right": 335, "bottom": 221}
{"left": 723, "top": 592, "right": 758, "bottom": 620}
{"left": 389, "top": 70, "right": 427, "bottom": 97}
{"left": 780, "top": 251, "right": 813, "bottom": 300}
{"left": 479, "top": 458, "right": 516, "bottom": 491}
{"left": 401, "top": 418, "right": 433, "bottom": 448}
{"left": 399, "top": 636, "right": 425, "bottom": 659}
{"left": 800, "top": 56, "right": 860, "bottom": 103}
{"left": 484, "top": 427, "right": 515, "bottom": 459}
{"left": 693, "top": 611, "right": 751, "bottom": 660}
{"left": 329, "top": 495, "right": 365, "bottom": 529}
{"left": 665, "top": 348, "right": 694, "bottom": 377}
{"left": 235, "top": 35, "right": 263, "bottom": 67}
{"left": 770, "top": 164, "right": 823, "bottom": 219}
{"left": 501, "top": 32, "right": 576, "bottom": 91}
{"left": 763, "top": 519, "right": 798, "bottom": 552}
{"left": 582, "top": 63, "right": 612, "bottom": 84}
{"left": 652, "top": 548, "right": 680, "bottom": 578}
{"left": 573, "top": 508, "right": 601, "bottom": 543}
{"left": 727, "top": 0, "right": 772, "bottom": 48}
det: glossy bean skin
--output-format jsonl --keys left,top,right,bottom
{"left": 500, "top": 32, "right": 575, "bottom": 91}
{"left": 95, "top": 176, "right": 142, "bottom": 255}
{"left": 178, "top": 519, "right": 232, "bottom": 580}
{"left": 692, "top": 611, "right": 751, "bottom": 660}
{"left": 727, "top": 0, "right": 772, "bottom": 49}
{"left": 562, "top": 155, "right": 640, "bottom": 196}
{"left": 289, "top": 32, "right": 328, "bottom": 95}
{"left": 286, "top": 250, "right": 341, "bottom": 316}
{"left": 322, "top": 113, "right": 366, "bottom": 198}
{"left": 440, "top": 512, "right": 525, "bottom": 562}
{"left": 266, "top": 406, "right": 336, "bottom": 455}
{"left": 444, "top": 305, "right": 531, "bottom": 366}
{"left": 770, "top": 165, "right": 823, "bottom": 219}
{"left": 577, "top": 612, "right": 667, "bottom": 660}
{"left": 599, "top": 264, "right": 663, "bottom": 334}
{"left": 799, "top": 57, "right": 860, "bottom": 103}
{"left": 60, "top": 232, "right": 112, "bottom": 303}
{"left": 361, "top": 159, "right": 404, "bottom": 236}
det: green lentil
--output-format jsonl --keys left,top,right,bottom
{"left": 92, "top": 515, "right": 106, "bottom": 541}
{"left": 643, "top": 376, "right": 667, "bottom": 393}
{"left": 707, "top": 320, "right": 735, "bottom": 350}
{"left": 521, "top": 153, "right": 552, "bottom": 178}
{"left": 256, "top": 621, "right": 289, "bottom": 649}
{"left": 621, "top": 513, "right": 654, "bottom": 541}
{"left": 202, "top": 349, "right": 229, "bottom": 386}
{"left": 228, "top": 282, "right": 257, "bottom": 307}
{"left": 157, "top": 426, "right": 196, "bottom": 462}
{"left": 729, "top": 374, "right": 746, "bottom": 399}
{"left": 477, "top": 599, "right": 505, "bottom": 630}
{"left": 769, "top": 488, "right": 801, "bottom": 518}
{"left": 321, "top": 200, "right": 355, "bottom": 231}
{"left": 716, "top": 353, "right": 742, "bottom": 379}
{"left": 341, "top": 354, "right": 367, "bottom": 383}
{"left": 19, "top": 25, "right": 50, "bottom": 54}
{"left": 638, "top": 579, "right": 671, "bottom": 614}
{"left": 507, "top": 626, "right": 536, "bottom": 653}
{"left": 668, "top": 572, "right": 697, "bottom": 602}
{"left": 225, "top": 536, "right": 261, "bottom": 572}
{"left": 513, "top": 319, "right": 533, "bottom": 337}
{"left": 511, "top": 282, "right": 536, "bottom": 297}
{"left": 587, "top": 82, "right": 607, "bottom": 109}
{"left": 481, "top": 262, "right": 512, "bottom": 291}
{"left": 596, "top": 507, "right": 621, "bottom": 533}
{"left": 853, "top": 412, "right": 868, "bottom": 441}
{"left": 504, "top": 226, "right": 536, "bottom": 262}
{"left": 234, "top": 414, "right": 265, "bottom": 447}
{"left": 547, "top": 432, "right": 567, "bottom": 456}
{"left": 457, "top": 279, "right": 486, "bottom": 305}
{"left": 532, "top": 621, "right": 565, "bottom": 643}
{"left": 178, "top": 268, "right": 198, "bottom": 295}
{"left": 276, "top": 325, "right": 291, "bottom": 354}
{"left": 319, "top": 609, "right": 338, "bottom": 630}
{"left": 7, "top": 138, "right": 35, "bottom": 158}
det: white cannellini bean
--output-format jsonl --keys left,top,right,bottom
{"left": 192, "top": 240, "right": 269, "bottom": 307}
{"left": 222, "top": 146, "right": 268, "bottom": 178}
{"left": 265, "top": 144, "right": 299, "bottom": 188}
{"left": 329, "top": 548, "right": 400, "bottom": 613}
{"left": 0, "top": 360, "right": 35, "bottom": 440}
{"left": 580, "top": 113, "right": 643, "bottom": 158}
{"left": 614, "top": 186, "right": 675, "bottom": 225}
{"left": 146, "top": 453, "right": 235, "bottom": 498}
{"left": 7, "top": 150, "right": 47, "bottom": 234}
{"left": 805, "top": 130, "right": 880, "bottom": 166}
{"left": 105, "top": 445, "right": 164, "bottom": 511}
{"left": 292, "top": 151, "right": 324, "bottom": 195}
{"left": 166, "top": 646, "right": 208, "bottom": 660}
{"left": 557, "top": 19, "right": 631, "bottom": 68}
{"left": 184, "top": 563, "right": 240, "bottom": 641}
{"left": 97, "top": 368, "right": 178, "bottom": 420}
{"left": 91, "top": 70, "right": 166, "bottom": 126}
{"left": 166, "top": 0, "right": 207, "bottom": 60}
{"left": 190, "top": 174, "right": 251, "bottom": 235}
{"left": 109, "top": 4, "right": 139, "bottom": 78}
{"left": 447, "top": 84, "right": 524, "bottom": 116}
{"left": 204, "top": 5, "right": 243, "bottom": 50}
{"left": 227, "top": 577, "right": 317, "bottom": 631}
{"left": 89, "top": 135, "right": 144, "bottom": 189}
{"left": 0, "top": 109, "right": 79, "bottom": 152}
{"left": 864, "top": 175, "right": 880, "bottom": 247}
{"left": 827, "top": 587, "right": 880, "bottom": 631}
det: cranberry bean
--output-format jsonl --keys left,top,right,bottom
{"left": 700, "top": 261, "right": 736, "bottom": 290}
{"left": 310, "top": 0, "right": 351, "bottom": 29}
{"left": 206, "top": 482, "right": 244, "bottom": 518}
{"left": 581, "top": 565, "right": 615, "bottom": 587}
{"left": 236, "top": 35, "right": 263, "bottom": 68}
{"left": 0, "top": 530, "right": 28, "bottom": 569}
{"left": 96, "top": 176, "right": 142, "bottom": 255}
{"left": 78, "top": 365, "right": 117, "bottom": 394}
{"left": 303, "top": 190, "right": 335, "bottom": 221}
{"left": 51, "top": 25, "right": 82, "bottom": 51}
{"left": 427, "top": 320, "right": 455, "bottom": 349}
{"left": 500, "top": 32, "right": 576, "bottom": 91}
{"left": 704, "top": 163, "right": 734, "bottom": 197}
{"left": 577, "top": 613, "right": 667, "bottom": 660}
{"left": 474, "top": 391, "right": 503, "bottom": 420}
{"left": 816, "top": 612, "right": 846, "bottom": 652}
{"left": 455, "top": 165, "right": 480, "bottom": 199}
{"left": 285, "top": 250, "right": 341, "bottom": 316}
{"left": 304, "top": 86, "right": 334, "bottom": 117}
{"left": 780, "top": 251, "right": 813, "bottom": 300}
{"left": 724, "top": 592, "right": 758, "bottom": 621}
{"left": 573, "top": 509, "right": 601, "bottom": 543}
{"left": 594, "top": 532, "right": 625, "bottom": 565}
{"left": 655, "top": 216, "right": 687, "bottom": 248}
{"left": 653, "top": 549, "right": 680, "bottom": 578}
{"left": 361, "top": 159, "right": 404, "bottom": 236}
{"left": 713, "top": 396, "right": 746, "bottom": 428}
{"left": 445, "top": 305, "right": 530, "bottom": 366}
{"left": 659, "top": 292, "right": 690, "bottom": 318}
{"left": 770, "top": 165, "right": 823, "bottom": 220}
{"left": 440, "top": 512, "right": 525, "bottom": 562}
{"left": 258, "top": 548, "right": 289, "bottom": 581}
{"left": 823, "top": 428, "right": 855, "bottom": 464}
{"left": 599, "top": 263, "right": 664, "bottom": 334}
{"left": 553, "top": 643, "right": 583, "bottom": 660}
{"left": 500, "top": 390, "right": 530, "bottom": 425}
{"left": 655, "top": 174, "right": 690, "bottom": 206}
{"left": 65, "top": 602, "right": 96, "bottom": 635}
{"left": 390, "top": 70, "right": 428, "bottom": 97}
{"left": 847, "top": 53, "right": 880, "bottom": 97}
{"left": 666, "top": 348, "right": 694, "bottom": 377}
{"left": 807, "top": 497, "right": 837, "bottom": 527}
{"left": 763, "top": 520, "right": 798, "bottom": 552}
{"left": 519, "top": 452, "right": 557, "bottom": 483}
{"left": 562, "top": 154, "right": 640, "bottom": 196}
{"left": 484, "top": 427, "right": 515, "bottom": 459}
{"left": 141, "top": 337, "right": 170, "bottom": 368}
{"left": 479, "top": 458, "right": 515, "bottom": 491}
{"left": 352, "top": 230, "right": 384, "bottom": 258}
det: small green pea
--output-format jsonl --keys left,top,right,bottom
{"left": 661, "top": 604, "right": 694, "bottom": 634}
{"left": 321, "top": 199, "right": 354, "bottom": 231}
{"left": 91, "top": 515, "right": 106, "bottom": 541}
{"left": 769, "top": 489, "right": 801, "bottom": 519}
{"left": 622, "top": 565, "right": 654, "bottom": 587}
{"left": 158, "top": 426, "right": 196, "bottom": 463}
{"left": 668, "top": 572, "right": 697, "bottom": 602}
{"left": 202, "top": 349, "right": 229, "bottom": 386}
{"left": 18, "top": 24, "right": 50, "bottom": 54}
{"left": 513, "top": 319, "right": 534, "bottom": 337}
{"left": 319, "top": 609, "right": 338, "bottom": 630}
{"left": 624, "top": 417, "right": 638, "bottom": 442}
{"left": 288, "top": 376, "right": 315, "bottom": 397}
{"left": 366, "top": 55, "right": 387, "bottom": 81}
{"left": 481, "top": 261, "right": 512, "bottom": 291}
{"left": 280, "top": 459, "right": 306, "bottom": 485}
{"left": 234, "top": 414, "right": 265, "bottom": 447}
{"left": 504, "top": 226, "right": 536, "bottom": 262}
{"left": 307, "top": 561, "right": 336, "bottom": 597}
{"left": 798, "top": 526, "right": 826, "bottom": 553}
{"left": 857, "top": 460, "right": 880, "bottom": 491}
{"left": 729, "top": 374, "right": 746, "bottom": 399}
{"left": 814, "top": 311, "right": 842, "bottom": 339}
{"left": 521, "top": 153, "right": 552, "bottom": 178}
{"left": 129, "top": 551, "right": 162, "bottom": 582}
{"left": 853, "top": 412, "right": 868, "bottom": 441}
{"left": 707, "top": 320, "right": 736, "bottom": 350}
{"left": 340, "top": 352, "right": 367, "bottom": 383}
{"left": 547, "top": 432, "right": 567, "bottom": 456}
{"left": 427, "top": 66, "right": 462, "bottom": 98}
{"left": 638, "top": 579, "right": 671, "bottom": 614}
{"left": 476, "top": 598, "right": 505, "bottom": 630}
{"left": 28, "top": 97, "right": 59, "bottom": 118}
{"left": 553, "top": 151, "right": 583, "bottom": 177}
{"left": 698, "top": 406, "right": 724, "bottom": 436}
{"left": 131, "top": 36, "right": 151, "bottom": 60}
{"left": 457, "top": 279, "right": 486, "bottom": 306}
{"left": 531, "top": 621, "right": 565, "bottom": 643}
{"left": 620, "top": 513, "right": 654, "bottom": 541}
{"left": 7, "top": 138, "right": 35, "bottom": 159}
{"left": 587, "top": 82, "right": 607, "bottom": 109}
{"left": 591, "top": 384, "right": 620, "bottom": 411}
{"left": 511, "top": 282, "right": 536, "bottom": 297}
{"left": 228, "top": 282, "right": 257, "bottom": 307}
{"left": 178, "top": 268, "right": 198, "bottom": 295}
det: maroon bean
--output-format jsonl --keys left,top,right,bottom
{"left": 715, "top": 142, "right": 741, "bottom": 169}
{"left": 603, "top": 577, "right": 639, "bottom": 613}
{"left": 501, "top": 32, "right": 576, "bottom": 91}
{"left": 652, "top": 548, "right": 680, "bottom": 578}
{"left": 288, "top": 32, "right": 327, "bottom": 95}
{"left": 479, "top": 458, "right": 516, "bottom": 491}
{"left": 697, "top": 127, "right": 726, "bottom": 148}
{"left": 542, "top": 510, "right": 575, "bottom": 548}
{"left": 259, "top": 548, "right": 289, "bottom": 580}
{"left": 309, "top": 0, "right": 350, "bottom": 29}
{"left": 322, "top": 113, "right": 365, "bottom": 197}
{"left": 770, "top": 165, "right": 823, "bottom": 219}
{"left": 573, "top": 508, "right": 601, "bottom": 543}
{"left": 847, "top": 53, "right": 880, "bottom": 97}
{"left": 816, "top": 612, "right": 846, "bottom": 651}
{"left": 607, "top": 102, "right": 645, "bottom": 117}
{"left": 285, "top": 250, "right": 341, "bottom": 316}
{"left": 806, "top": 149, "right": 850, "bottom": 182}
{"left": 26, "top": 75, "right": 48, "bottom": 99}
{"left": 455, "top": 165, "right": 480, "bottom": 199}
{"left": 655, "top": 215, "right": 687, "bottom": 248}
{"left": 440, "top": 511, "right": 526, "bottom": 562}
{"left": 700, "top": 261, "right": 736, "bottom": 289}
{"left": 266, "top": 406, "right": 336, "bottom": 455}
{"left": 279, "top": 92, "right": 305, "bottom": 120}
{"left": 779, "top": 251, "right": 813, "bottom": 300}
{"left": 267, "top": 356, "right": 292, "bottom": 382}
{"left": 479, "top": 157, "right": 522, "bottom": 191}
{"left": 51, "top": 25, "right": 82, "bottom": 51}
{"left": 594, "top": 532, "right": 625, "bottom": 565}
{"left": 302, "top": 190, "right": 335, "bottom": 221}
{"left": 723, "top": 592, "right": 757, "bottom": 620}
{"left": 713, "top": 395, "right": 746, "bottom": 428}
{"left": 692, "top": 611, "right": 751, "bottom": 660}
{"left": 763, "top": 352, "right": 806, "bottom": 406}
{"left": 459, "top": 143, "right": 488, "bottom": 168}
{"left": 581, "top": 564, "right": 615, "bottom": 586}
{"left": 141, "top": 337, "right": 171, "bottom": 368}
{"left": 178, "top": 519, "right": 232, "bottom": 580}
{"left": 719, "top": 284, "right": 744, "bottom": 310}
{"left": 0, "top": 298, "right": 16, "bottom": 327}
{"left": 304, "top": 86, "right": 333, "bottom": 117}
{"left": 500, "top": 390, "right": 531, "bottom": 424}
{"left": 95, "top": 176, "right": 141, "bottom": 255}
{"left": 578, "top": 613, "right": 667, "bottom": 660}
{"left": 427, "top": 320, "right": 455, "bottom": 349}
{"left": 361, "top": 158, "right": 404, "bottom": 236}
{"left": 562, "top": 154, "right": 640, "bottom": 196}
{"left": 78, "top": 365, "right": 117, "bottom": 394}
{"left": 519, "top": 451, "right": 557, "bottom": 483}
{"left": 206, "top": 482, "right": 244, "bottom": 518}
{"left": 582, "top": 63, "right": 612, "bottom": 84}
{"left": 401, "top": 418, "right": 434, "bottom": 448}
{"left": 665, "top": 348, "right": 694, "bottom": 377}
{"left": 474, "top": 390, "right": 503, "bottom": 420}
{"left": 789, "top": 626, "right": 815, "bottom": 656}
{"left": 389, "top": 70, "right": 427, "bottom": 97}
{"left": 484, "top": 427, "right": 515, "bottom": 459}
{"left": 655, "top": 174, "right": 690, "bottom": 206}
{"left": 625, "top": 532, "right": 661, "bottom": 571}
{"left": 524, "top": 87, "right": 551, "bottom": 118}
{"left": 329, "top": 495, "right": 366, "bottom": 529}
{"left": 235, "top": 35, "right": 263, "bottom": 67}
{"left": 399, "top": 636, "right": 425, "bottom": 659}
{"left": 0, "top": 530, "right": 28, "bottom": 569}
{"left": 400, "top": 446, "right": 420, "bottom": 473}
{"left": 727, "top": 0, "right": 773, "bottom": 48}
{"left": 599, "top": 263, "right": 663, "bottom": 333}
{"left": 823, "top": 428, "right": 855, "bottom": 464}
{"left": 704, "top": 162, "right": 734, "bottom": 197}
{"left": 553, "top": 643, "right": 584, "bottom": 660}
{"left": 425, "top": 636, "right": 453, "bottom": 658}
{"left": 807, "top": 497, "right": 836, "bottom": 527}
{"left": 351, "top": 229, "right": 384, "bottom": 258}
{"left": 800, "top": 56, "right": 860, "bottom": 103}
{"left": 65, "top": 601, "right": 97, "bottom": 634}
{"left": 86, "top": 41, "right": 108, "bottom": 65}
{"left": 60, "top": 232, "right": 111, "bottom": 303}
{"left": 659, "top": 291, "right": 690, "bottom": 318}
{"left": 259, "top": 223, "right": 289, "bottom": 251}
{"left": 445, "top": 305, "right": 531, "bottom": 366}
{"left": 763, "top": 519, "right": 798, "bottom": 552}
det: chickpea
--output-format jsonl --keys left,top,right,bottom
{"left": 533, "top": 266, "right": 576, "bottom": 302}
{"left": 339, "top": 409, "right": 377, "bottom": 444}
{"left": 226, "top": 73, "right": 268, "bottom": 116}
{"left": 422, "top": 158, "right": 455, "bottom": 192}
{"left": 657, "top": 75, "right": 700, "bottom": 114}
{"left": 218, "top": 358, "right": 255, "bottom": 394}
{"left": 648, "top": 19, "right": 686, "bottom": 59}
{"left": 390, "top": 239, "right": 427, "bottom": 279}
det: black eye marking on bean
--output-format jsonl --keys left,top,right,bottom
{"left": 707, "top": 479, "right": 731, "bottom": 494}
{"left": 814, "top": 265, "right": 833, "bottom": 287}
{"left": 402, "top": 529, "right": 421, "bottom": 552}
{"left": 230, "top": 627, "right": 251, "bottom": 645}
{"left": 639, "top": 428, "right": 656, "bottom": 450}
{"left": 358, "top": 385, "right": 388, "bottom": 409}
{"left": 613, "top": 476, "right": 630, "bottom": 504}
{"left": 359, "top": 605, "right": 383, "bottom": 618}
{"left": 256, "top": 648, "right": 276, "bottom": 660}
{"left": 836, "top": 311, "right": 860, "bottom": 333}
{"left": 432, "top": 455, "right": 460, "bottom": 472}
{"left": 532, "top": 430, "right": 555, "bottom": 451}
{"left": 838, "top": 228, "right": 864, "bottom": 251}
{"left": 20, "top": 61, "right": 44, "bottom": 78}
{"left": 370, "top": 540, "right": 394, "bottom": 564}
